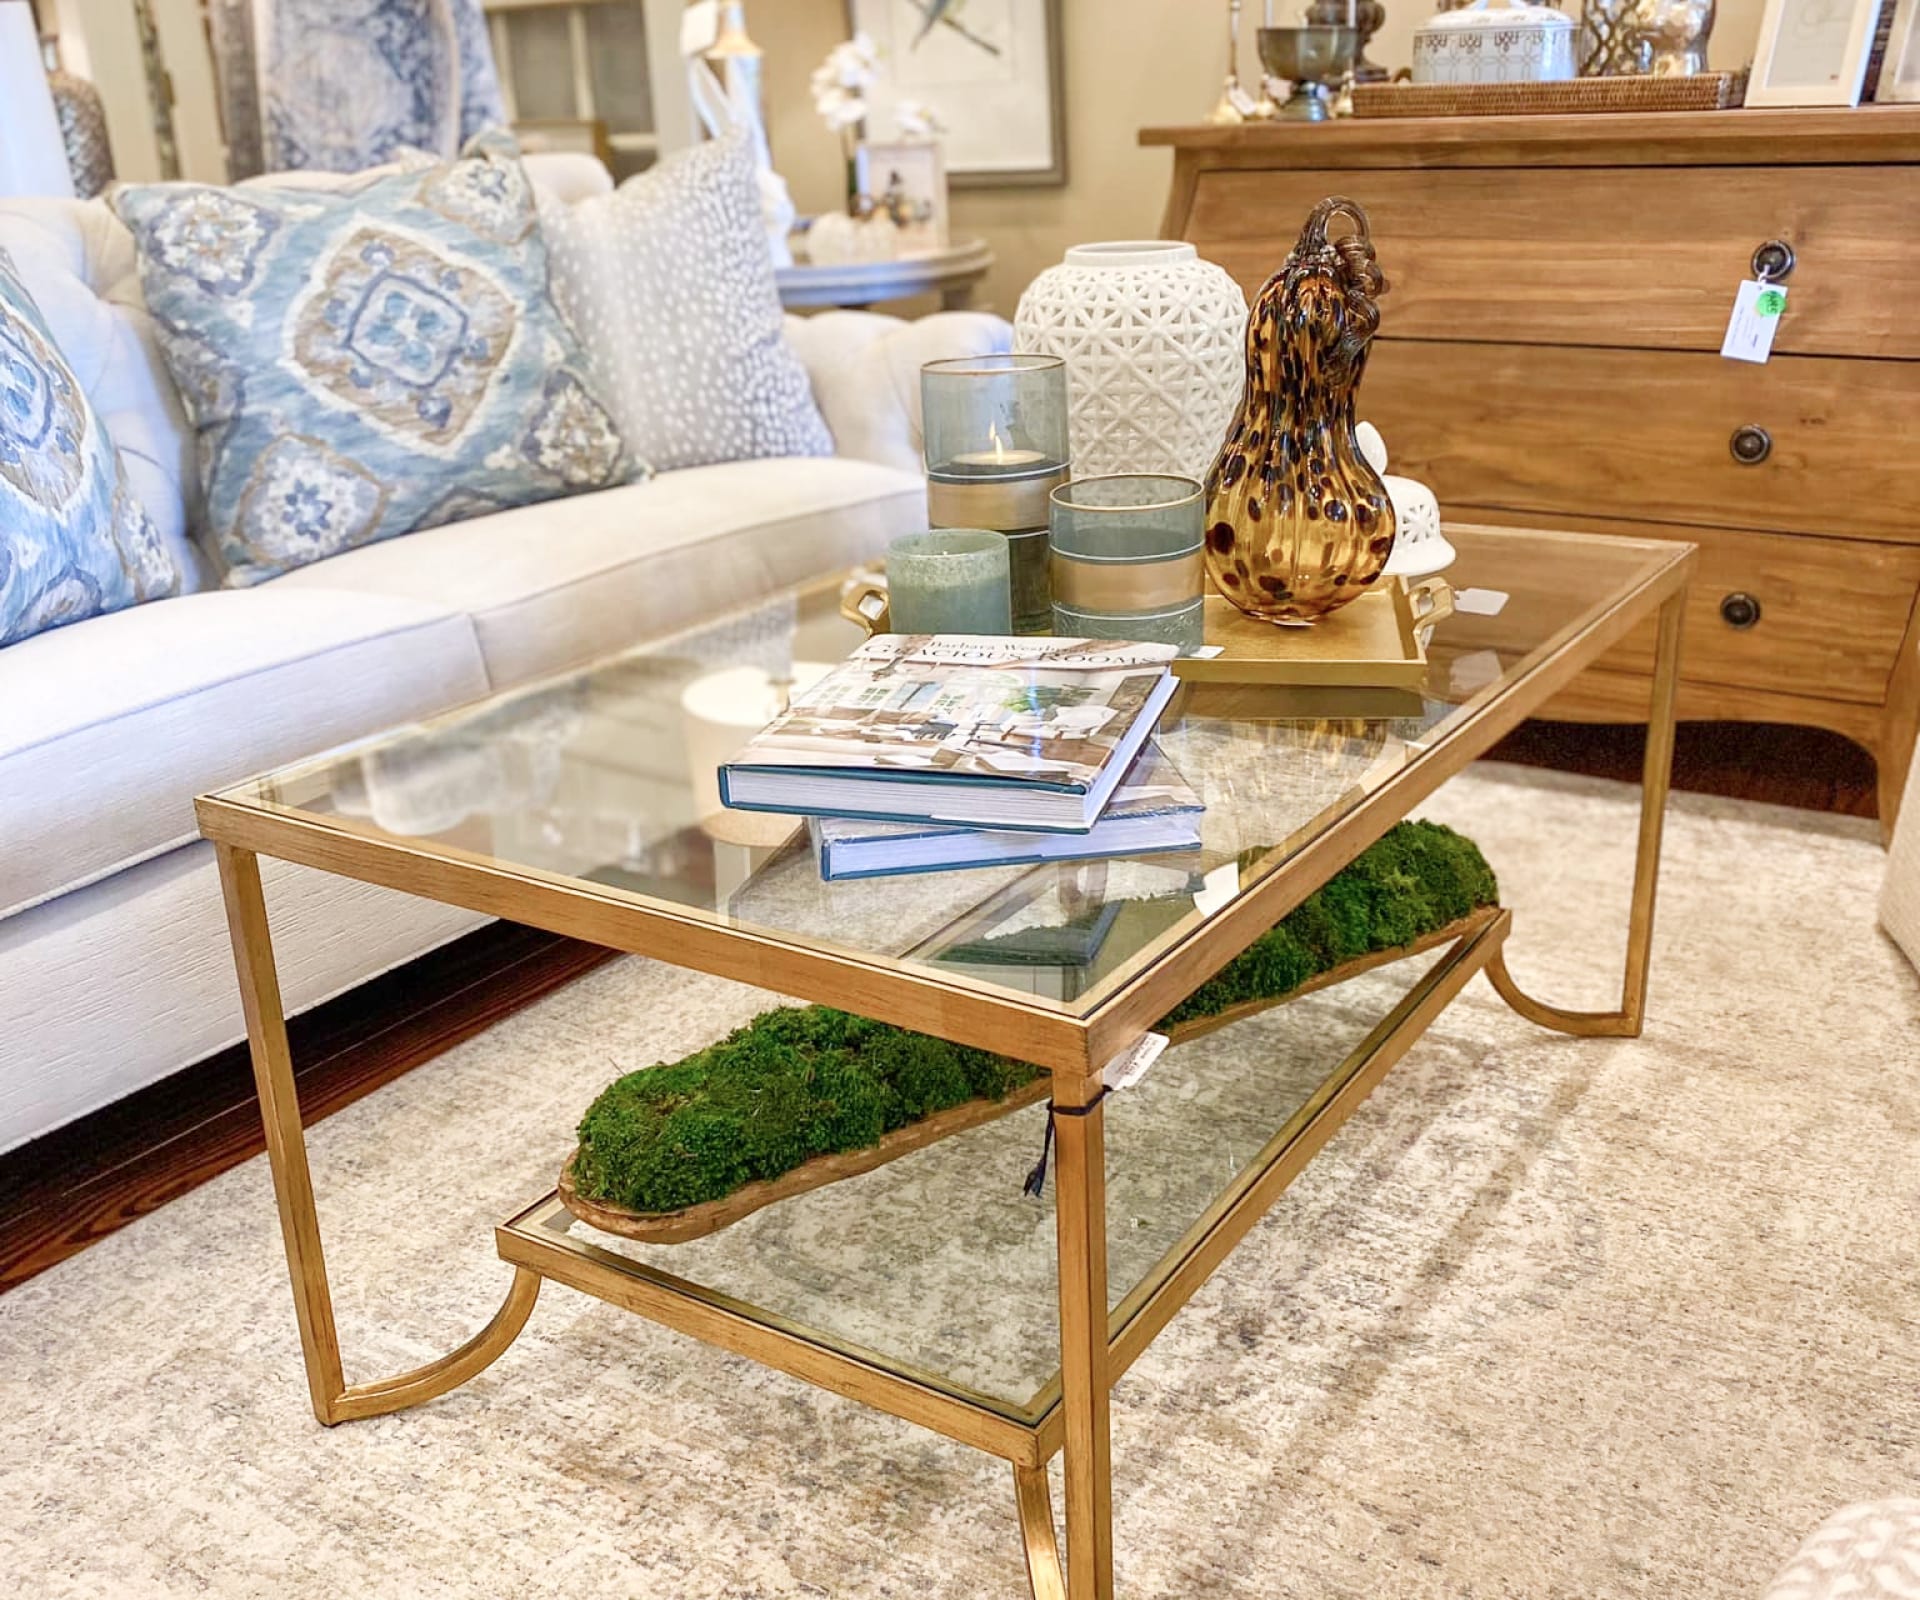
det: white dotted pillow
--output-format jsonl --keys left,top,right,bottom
{"left": 541, "top": 129, "right": 832, "bottom": 473}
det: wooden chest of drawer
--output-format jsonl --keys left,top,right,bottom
{"left": 1145, "top": 108, "right": 1920, "bottom": 828}
{"left": 1187, "top": 164, "right": 1920, "bottom": 359}
{"left": 1362, "top": 342, "right": 1920, "bottom": 542}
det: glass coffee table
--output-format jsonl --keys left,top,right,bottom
{"left": 198, "top": 523, "right": 1692, "bottom": 1600}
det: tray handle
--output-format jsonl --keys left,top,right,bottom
{"left": 1406, "top": 576, "right": 1455, "bottom": 634}
{"left": 840, "top": 570, "right": 890, "bottom": 635}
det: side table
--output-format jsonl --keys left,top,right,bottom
{"left": 778, "top": 239, "right": 995, "bottom": 311}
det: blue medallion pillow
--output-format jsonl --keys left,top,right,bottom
{"left": 112, "top": 131, "right": 637, "bottom": 587}
{"left": 0, "top": 248, "right": 179, "bottom": 647}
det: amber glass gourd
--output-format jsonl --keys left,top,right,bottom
{"left": 1204, "top": 196, "right": 1395, "bottom": 624}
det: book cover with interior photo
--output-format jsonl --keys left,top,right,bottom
{"left": 810, "top": 742, "right": 1203, "bottom": 880}
{"left": 717, "top": 635, "right": 1180, "bottom": 832}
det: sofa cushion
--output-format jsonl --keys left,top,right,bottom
{"left": 0, "top": 588, "right": 488, "bottom": 919}
{"left": 112, "top": 130, "right": 636, "bottom": 587}
{"left": 541, "top": 128, "right": 833, "bottom": 473}
{"left": 0, "top": 248, "right": 181, "bottom": 646}
{"left": 271, "top": 454, "right": 926, "bottom": 688}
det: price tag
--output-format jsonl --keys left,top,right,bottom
{"left": 1452, "top": 587, "right": 1509, "bottom": 617}
{"left": 1721, "top": 279, "right": 1788, "bottom": 365}
{"left": 1102, "top": 1031, "right": 1170, "bottom": 1093}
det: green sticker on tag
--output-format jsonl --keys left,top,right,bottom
{"left": 1756, "top": 289, "right": 1787, "bottom": 317}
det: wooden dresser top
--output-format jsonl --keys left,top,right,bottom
{"left": 1141, "top": 106, "right": 1920, "bottom": 167}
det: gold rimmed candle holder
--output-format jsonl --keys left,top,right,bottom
{"left": 922, "top": 353, "right": 1072, "bottom": 634}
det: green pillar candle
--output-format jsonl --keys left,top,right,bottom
{"left": 885, "top": 529, "right": 1014, "bottom": 635}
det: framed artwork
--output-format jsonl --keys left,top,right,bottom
{"left": 1874, "top": 0, "right": 1920, "bottom": 97}
{"left": 1746, "top": 0, "right": 1883, "bottom": 105}
{"left": 860, "top": 139, "right": 950, "bottom": 251}
{"left": 846, "top": 0, "right": 1066, "bottom": 188}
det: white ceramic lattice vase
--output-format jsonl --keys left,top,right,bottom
{"left": 1014, "top": 241, "right": 1248, "bottom": 481}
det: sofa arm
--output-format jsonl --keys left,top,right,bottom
{"left": 784, "top": 309, "right": 1012, "bottom": 475}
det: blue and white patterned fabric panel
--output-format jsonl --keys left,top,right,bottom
{"left": 0, "top": 248, "right": 179, "bottom": 647}
{"left": 260, "top": 0, "right": 507, "bottom": 175}
{"left": 114, "top": 131, "right": 636, "bottom": 587}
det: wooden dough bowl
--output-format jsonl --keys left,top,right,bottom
{"left": 557, "top": 908, "right": 1497, "bottom": 1245}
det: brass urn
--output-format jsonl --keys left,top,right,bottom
{"left": 1204, "top": 196, "right": 1395, "bottom": 624}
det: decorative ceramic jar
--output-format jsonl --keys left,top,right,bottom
{"left": 1356, "top": 422, "right": 1455, "bottom": 578}
{"left": 1412, "top": 0, "right": 1577, "bottom": 83}
{"left": 1014, "top": 241, "right": 1248, "bottom": 483}
{"left": 1204, "top": 197, "right": 1394, "bottom": 626}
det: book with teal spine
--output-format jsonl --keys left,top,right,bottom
{"left": 717, "top": 634, "right": 1180, "bottom": 833}
{"left": 809, "top": 743, "right": 1203, "bottom": 880}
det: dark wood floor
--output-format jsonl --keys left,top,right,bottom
{"left": 0, "top": 718, "right": 1881, "bottom": 1295}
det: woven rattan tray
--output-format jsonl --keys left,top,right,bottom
{"left": 1353, "top": 72, "right": 1744, "bottom": 117}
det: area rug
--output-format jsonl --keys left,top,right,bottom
{"left": 2, "top": 764, "right": 1916, "bottom": 1599}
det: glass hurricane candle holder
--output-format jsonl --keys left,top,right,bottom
{"left": 922, "top": 353, "right": 1070, "bottom": 635}
{"left": 1049, "top": 474, "right": 1206, "bottom": 652}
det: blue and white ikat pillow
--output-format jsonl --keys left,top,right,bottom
{"left": 114, "top": 131, "right": 637, "bottom": 586}
{"left": 0, "top": 248, "right": 179, "bottom": 647}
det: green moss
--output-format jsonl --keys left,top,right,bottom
{"left": 573, "top": 1006, "right": 1044, "bottom": 1212}
{"left": 572, "top": 820, "right": 1496, "bottom": 1214}
{"left": 1154, "top": 820, "right": 1496, "bottom": 1026}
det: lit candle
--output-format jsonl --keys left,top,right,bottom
{"left": 947, "top": 425, "right": 1052, "bottom": 475}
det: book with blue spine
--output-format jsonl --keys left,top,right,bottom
{"left": 809, "top": 743, "right": 1203, "bottom": 880}
{"left": 717, "top": 634, "right": 1180, "bottom": 833}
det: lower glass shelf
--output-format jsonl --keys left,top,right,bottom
{"left": 496, "top": 924, "right": 1497, "bottom": 1440}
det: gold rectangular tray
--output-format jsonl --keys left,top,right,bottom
{"left": 1171, "top": 577, "right": 1452, "bottom": 687}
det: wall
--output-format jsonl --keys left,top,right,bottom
{"left": 762, "top": 0, "right": 1769, "bottom": 316}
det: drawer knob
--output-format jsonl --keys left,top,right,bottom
{"left": 1730, "top": 424, "right": 1773, "bottom": 465}
{"left": 1750, "top": 239, "right": 1796, "bottom": 281}
{"left": 1720, "top": 591, "right": 1762, "bottom": 630}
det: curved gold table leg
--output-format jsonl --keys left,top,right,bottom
{"left": 1014, "top": 1464, "right": 1069, "bottom": 1600}
{"left": 1487, "top": 589, "right": 1684, "bottom": 1042}
{"left": 1485, "top": 946, "right": 1639, "bottom": 1038}
{"left": 216, "top": 842, "right": 540, "bottom": 1426}
{"left": 327, "top": 1267, "right": 541, "bottom": 1423}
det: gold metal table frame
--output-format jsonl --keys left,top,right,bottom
{"left": 198, "top": 531, "right": 1691, "bottom": 1600}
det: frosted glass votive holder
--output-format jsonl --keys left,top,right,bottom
{"left": 886, "top": 529, "right": 1014, "bottom": 635}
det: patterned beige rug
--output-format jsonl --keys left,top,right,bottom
{"left": 3, "top": 764, "right": 1916, "bottom": 1599}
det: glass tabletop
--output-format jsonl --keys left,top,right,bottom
{"left": 215, "top": 524, "right": 1684, "bottom": 1024}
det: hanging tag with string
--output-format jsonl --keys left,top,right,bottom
{"left": 1721, "top": 264, "right": 1789, "bottom": 365}
{"left": 1020, "top": 1033, "right": 1169, "bottom": 1198}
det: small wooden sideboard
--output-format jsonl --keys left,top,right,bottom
{"left": 1144, "top": 108, "right": 1920, "bottom": 829}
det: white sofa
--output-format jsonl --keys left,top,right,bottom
{"left": 0, "top": 160, "right": 1011, "bottom": 1154}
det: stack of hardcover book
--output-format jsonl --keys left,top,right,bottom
{"left": 718, "top": 635, "right": 1203, "bottom": 881}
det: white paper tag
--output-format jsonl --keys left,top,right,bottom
{"left": 1189, "top": 644, "right": 1225, "bottom": 658}
{"left": 1102, "top": 1031, "right": 1170, "bottom": 1093}
{"left": 1452, "top": 587, "right": 1509, "bottom": 616}
{"left": 1721, "top": 279, "right": 1788, "bottom": 364}
{"left": 1192, "top": 860, "right": 1240, "bottom": 917}
{"left": 1227, "top": 85, "right": 1261, "bottom": 118}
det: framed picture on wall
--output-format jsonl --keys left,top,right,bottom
{"left": 846, "top": 0, "right": 1066, "bottom": 188}
{"left": 1746, "top": 0, "right": 1883, "bottom": 105}
{"left": 1874, "top": 0, "right": 1920, "bottom": 97}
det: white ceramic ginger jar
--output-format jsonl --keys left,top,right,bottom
{"left": 1014, "top": 240, "right": 1248, "bottom": 481}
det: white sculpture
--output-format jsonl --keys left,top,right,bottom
{"left": 682, "top": 1, "right": 795, "bottom": 267}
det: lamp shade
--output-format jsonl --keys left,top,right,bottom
{"left": 0, "top": 1, "right": 74, "bottom": 198}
